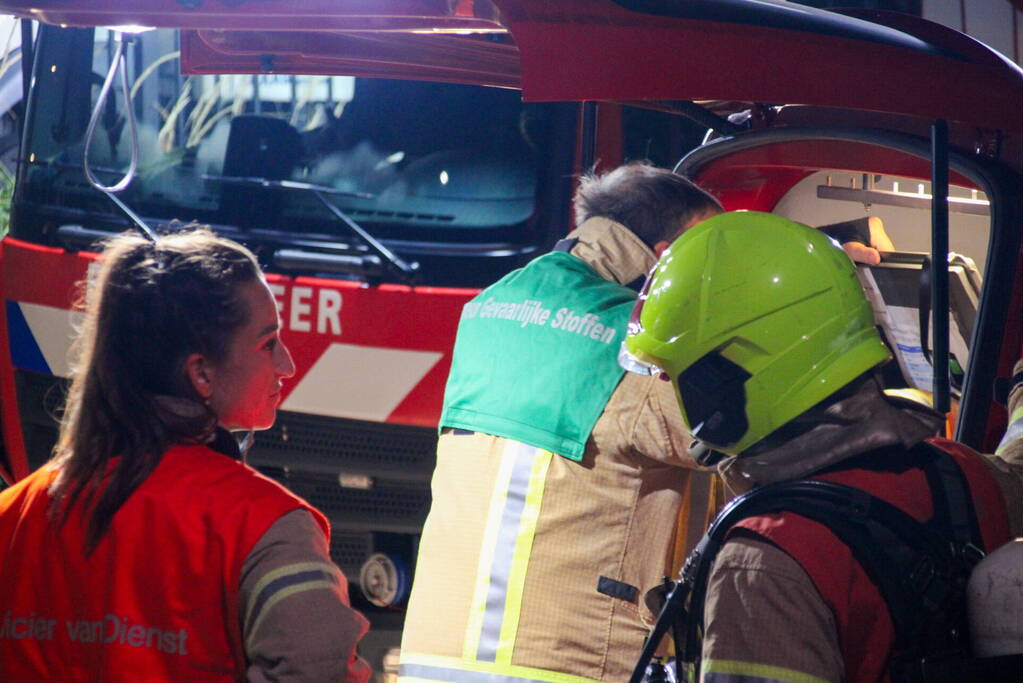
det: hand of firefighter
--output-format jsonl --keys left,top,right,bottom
{"left": 819, "top": 216, "right": 895, "bottom": 265}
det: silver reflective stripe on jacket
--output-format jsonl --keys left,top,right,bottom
{"left": 476, "top": 441, "right": 540, "bottom": 661}
{"left": 401, "top": 662, "right": 551, "bottom": 683}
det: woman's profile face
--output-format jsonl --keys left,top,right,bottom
{"left": 204, "top": 279, "right": 295, "bottom": 431}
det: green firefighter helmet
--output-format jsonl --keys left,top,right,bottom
{"left": 623, "top": 211, "right": 891, "bottom": 456}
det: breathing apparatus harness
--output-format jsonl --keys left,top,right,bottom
{"left": 630, "top": 441, "right": 1022, "bottom": 683}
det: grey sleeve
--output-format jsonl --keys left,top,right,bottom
{"left": 240, "top": 509, "right": 371, "bottom": 683}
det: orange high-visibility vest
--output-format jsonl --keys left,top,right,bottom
{"left": 0, "top": 444, "right": 324, "bottom": 682}
{"left": 737, "top": 438, "right": 1010, "bottom": 683}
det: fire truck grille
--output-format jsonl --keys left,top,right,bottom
{"left": 305, "top": 478, "right": 428, "bottom": 521}
{"left": 253, "top": 467, "right": 431, "bottom": 535}
{"left": 249, "top": 413, "right": 437, "bottom": 572}
{"left": 330, "top": 532, "right": 373, "bottom": 577}
{"left": 250, "top": 411, "right": 436, "bottom": 476}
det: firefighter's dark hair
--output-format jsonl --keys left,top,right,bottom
{"left": 48, "top": 228, "right": 261, "bottom": 554}
{"left": 573, "top": 161, "right": 722, "bottom": 247}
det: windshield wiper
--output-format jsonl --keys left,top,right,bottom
{"left": 206, "top": 175, "right": 375, "bottom": 200}
{"left": 203, "top": 174, "right": 420, "bottom": 284}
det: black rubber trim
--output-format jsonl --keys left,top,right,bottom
{"left": 597, "top": 576, "right": 639, "bottom": 603}
{"left": 552, "top": 237, "right": 579, "bottom": 253}
{"left": 625, "top": 274, "right": 646, "bottom": 292}
{"left": 611, "top": 0, "right": 953, "bottom": 59}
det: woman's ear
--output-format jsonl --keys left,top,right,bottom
{"left": 185, "top": 352, "right": 214, "bottom": 400}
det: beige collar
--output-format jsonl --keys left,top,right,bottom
{"left": 564, "top": 217, "right": 656, "bottom": 287}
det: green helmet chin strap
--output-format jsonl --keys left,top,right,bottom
{"left": 622, "top": 211, "right": 891, "bottom": 456}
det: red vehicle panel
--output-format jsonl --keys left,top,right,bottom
{"left": 2, "top": 238, "right": 470, "bottom": 434}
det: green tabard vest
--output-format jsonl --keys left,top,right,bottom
{"left": 440, "top": 251, "right": 635, "bottom": 461}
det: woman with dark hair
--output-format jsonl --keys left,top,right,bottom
{"left": 0, "top": 229, "right": 370, "bottom": 682}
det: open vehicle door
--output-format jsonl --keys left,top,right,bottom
{"left": 1, "top": 0, "right": 1022, "bottom": 673}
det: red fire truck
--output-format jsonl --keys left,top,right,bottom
{"left": 1, "top": 0, "right": 1023, "bottom": 674}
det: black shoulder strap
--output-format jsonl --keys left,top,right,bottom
{"left": 917, "top": 440, "right": 985, "bottom": 554}
{"left": 663, "top": 444, "right": 984, "bottom": 682}
{"left": 681, "top": 480, "right": 959, "bottom": 664}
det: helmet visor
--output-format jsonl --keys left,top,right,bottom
{"left": 618, "top": 341, "right": 662, "bottom": 375}
{"left": 620, "top": 264, "right": 661, "bottom": 375}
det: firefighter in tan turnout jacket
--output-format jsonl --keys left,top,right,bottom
{"left": 398, "top": 163, "right": 723, "bottom": 683}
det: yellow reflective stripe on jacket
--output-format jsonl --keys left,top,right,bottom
{"left": 701, "top": 659, "right": 830, "bottom": 683}
{"left": 398, "top": 653, "right": 596, "bottom": 683}
{"left": 464, "top": 441, "right": 552, "bottom": 664}
{"left": 496, "top": 445, "right": 551, "bottom": 663}
{"left": 996, "top": 404, "right": 1023, "bottom": 455}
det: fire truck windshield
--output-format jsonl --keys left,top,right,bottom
{"left": 16, "top": 26, "right": 568, "bottom": 286}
